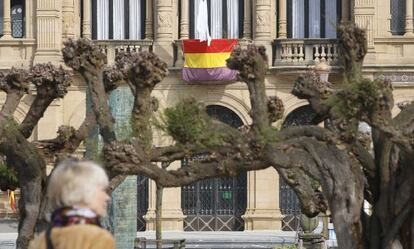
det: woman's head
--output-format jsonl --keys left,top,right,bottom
{"left": 48, "top": 160, "right": 110, "bottom": 216}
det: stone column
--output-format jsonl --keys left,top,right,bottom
{"left": 341, "top": 0, "right": 350, "bottom": 22}
{"left": 254, "top": 0, "right": 272, "bottom": 65}
{"left": 2, "top": 0, "right": 12, "bottom": 39}
{"left": 33, "top": 0, "right": 63, "bottom": 64}
{"left": 278, "top": 0, "right": 287, "bottom": 38}
{"left": 25, "top": 0, "right": 34, "bottom": 38}
{"left": 406, "top": 0, "right": 414, "bottom": 35}
{"left": 145, "top": 161, "right": 185, "bottom": 231}
{"left": 242, "top": 0, "right": 251, "bottom": 39}
{"left": 180, "top": 0, "right": 189, "bottom": 39}
{"left": 242, "top": 168, "right": 282, "bottom": 230}
{"left": 145, "top": 0, "right": 154, "bottom": 40}
{"left": 62, "top": 0, "right": 76, "bottom": 38}
{"left": 82, "top": 0, "right": 92, "bottom": 39}
{"left": 154, "top": 0, "right": 174, "bottom": 66}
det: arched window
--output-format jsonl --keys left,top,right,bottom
{"left": 91, "top": 0, "right": 146, "bottom": 40}
{"left": 287, "top": 0, "right": 339, "bottom": 39}
{"left": 189, "top": 0, "right": 244, "bottom": 39}
{"left": 390, "top": 0, "right": 406, "bottom": 35}
{"left": 182, "top": 105, "right": 247, "bottom": 231}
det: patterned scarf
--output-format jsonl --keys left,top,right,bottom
{"left": 51, "top": 207, "right": 101, "bottom": 227}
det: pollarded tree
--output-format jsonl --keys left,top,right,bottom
{"left": 0, "top": 22, "right": 412, "bottom": 249}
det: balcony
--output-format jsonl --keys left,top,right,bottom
{"left": 93, "top": 40, "right": 153, "bottom": 64}
{"left": 273, "top": 39, "right": 340, "bottom": 69}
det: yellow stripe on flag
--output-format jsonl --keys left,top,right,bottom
{"left": 184, "top": 52, "right": 232, "bottom": 68}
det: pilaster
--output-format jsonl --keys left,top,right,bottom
{"left": 154, "top": 0, "right": 174, "bottom": 66}
{"left": 180, "top": 0, "right": 189, "bottom": 39}
{"left": 376, "top": 0, "right": 391, "bottom": 37}
{"left": 144, "top": 161, "right": 185, "bottom": 231}
{"left": 278, "top": 0, "right": 287, "bottom": 38}
{"left": 145, "top": 0, "right": 154, "bottom": 39}
{"left": 341, "top": 0, "right": 350, "bottom": 22}
{"left": 243, "top": 0, "right": 252, "bottom": 39}
{"left": 62, "top": 0, "right": 76, "bottom": 38}
{"left": 33, "top": 0, "right": 63, "bottom": 64}
{"left": 242, "top": 168, "right": 282, "bottom": 230}
{"left": 405, "top": 0, "right": 414, "bottom": 36}
{"left": 1, "top": 0, "right": 12, "bottom": 39}
{"left": 354, "top": 0, "right": 376, "bottom": 63}
{"left": 254, "top": 0, "right": 273, "bottom": 65}
{"left": 254, "top": 0, "right": 272, "bottom": 40}
{"left": 82, "top": 0, "right": 92, "bottom": 39}
{"left": 25, "top": 0, "right": 35, "bottom": 38}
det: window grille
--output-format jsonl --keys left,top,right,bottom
{"left": 391, "top": 0, "right": 406, "bottom": 35}
{"left": 181, "top": 105, "right": 247, "bottom": 231}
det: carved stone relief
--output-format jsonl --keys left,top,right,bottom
{"left": 375, "top": 73, "right": 414, "bottom": 83}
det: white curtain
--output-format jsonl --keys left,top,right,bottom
{"left": 227, "top": 0, "right": 239, "bottom": 38}
{"left": 129, "top": 0, "right": 142, "bottom": 39}
{"left": 194, "top": 0, "right": 200, "bottom": 38}
{"left": 292, "top": 0, "right": 305, "bottom": 38}
{"left": 97, "top": 0, "right": 109, "bottom": 39}
{"left": 210, "top": 0, "right": 223, "bottom": 38}
{"left": 309, "top": 0, "right": 320, "bottom": 38}
{"left": 113, "top": 0, "right": 125, "bottom": 39}
{"left": 195, "top": 0, "right": 211, "bottom": 42}
{"left": 325, "top": 0, "right": 337, "bottom": 38}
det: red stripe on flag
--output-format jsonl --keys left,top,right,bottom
{"left": 183, "top": 39, "right": 238, "bottom": 53}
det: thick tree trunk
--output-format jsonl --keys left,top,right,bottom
{"left": 0, "top": 119, "right": 46, "bottom": 249}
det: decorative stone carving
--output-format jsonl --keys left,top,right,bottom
{"left": 63, "top": 13, "right": 75, "bottom": 37}
{"left": 158, "top": 12, "right": 172, "bottom": 28}
{"left": 255, "top": 0, "right": 272, "bottom": 39}
{"left": 355, "top": 15, "right": 374, "bottom": 48}
{"left": 375, "top": 73, "right": 414, "bottom": 82}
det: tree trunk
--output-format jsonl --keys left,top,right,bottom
{"left": 156, "top": 183, "right": 163, "bottom": 249}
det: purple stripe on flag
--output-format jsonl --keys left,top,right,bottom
{"left": 182, "top": 67, "right": 238, "bottom": 82}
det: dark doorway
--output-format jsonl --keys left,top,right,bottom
{"left": 182, "top": 105, "right": 247, "bottom": 231}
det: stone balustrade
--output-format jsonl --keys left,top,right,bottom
{"left": 274, "top": 39, "right": 339, "bottom": 66}
{"left": 94, "top": 40, "right": 153, "bottom": 65}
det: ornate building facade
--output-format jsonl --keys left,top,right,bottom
{"left": 1, "top": 0, "right": 414, "bottom": 233}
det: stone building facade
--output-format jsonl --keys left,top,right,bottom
{"left": 1, "top": 0, "right": 414, "bottom": 232}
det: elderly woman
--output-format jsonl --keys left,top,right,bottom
{"left": 29, "top": 160, "right": 115, "bottom": 249}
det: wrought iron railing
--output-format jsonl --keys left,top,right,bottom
{"left": 274, "top": 39, "right": 340, "bottom": 66}
{"left": 93, "top": 40, "right": 153, "bottom": 64}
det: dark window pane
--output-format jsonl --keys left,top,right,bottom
{"left": 391, "top": 0, "right": 406, "bottom": 35}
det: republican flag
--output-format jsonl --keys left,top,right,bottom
{"left": 182, "top": 39, "right": 238, "bottom": 83}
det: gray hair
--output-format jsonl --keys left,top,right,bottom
{"left": 47, "top": 160, "right": 109, "bottom": 211}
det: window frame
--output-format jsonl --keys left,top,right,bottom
{"left": 0, "top": 0, "right": 26, "bottom": 38}
{"left": 286, "top": 0, "right": 341, "bottom": 39}
{"left": 91, "top": 0, "right": 146, "bottom": 40}
{"left": 189, "top": 0, "right": 244, "bottom": 39}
